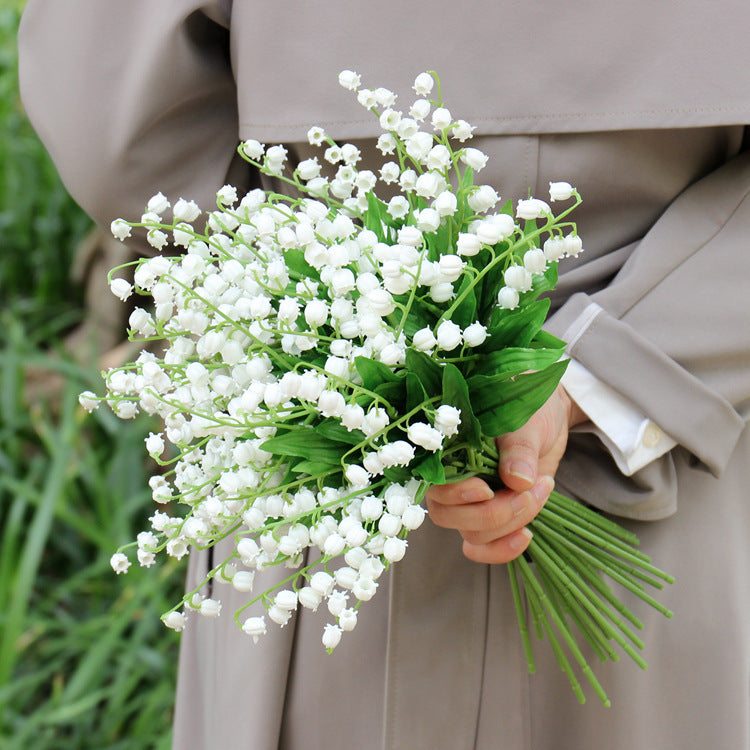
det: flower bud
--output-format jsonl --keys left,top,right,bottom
{"left": 413, "top": 72, "right": 435, "bottom": 95}
{"left": 549, "top": 181, "right": 574, "bottom": 201}
{"left": 383, "top": 537, "right": 408, "bottom": 562}
{"left": 232, "top": 571, "right": 255, "bottom": 592}
{"left": 417, "top": 208, "right": 441, "bottom": 233}
{"left": 461, "top": 148, "right": 488, "bottom": 171}
{"left": 317, "top": 390, "right": 346, "bottom": 418}
{"left": 163, "top": 612, "right": 187, "bottom": 631}
{"left": 438, "top": 255, "right": 464, "bottom": 282}
{"left": 426, "top": 144, "right": 451, "bottom": 170}
{"left": 338, "top": 608, "right": 358, "bottom": 632}
{"left": 397, "top": 225, "right": 424, "bottom": 247}
{"left": 274, "top": 590, "right": 298, "bottom": 611}
{"left": 378, "top": 512, "right": 403, "bottom": 537}
{"left": 543, "top": 236, "right": 566, "bottom": 262}
{"left": 523, "top": 248, "right": 547, "bottom": 274}
{"left": 497, "top": 286, "right": 520, "bottom": 309}
{"left": 199, "top": 598, "right": 222, "bottom": 617}
{"left": 564, "top": 234, "right": 584, "bottom": 257}
{"left": 516, "top": 198, "right": 550, "bottom": 220}
{"left": 435, "top": 405, "right": 462, "bottom": 436}
{"left": 462, "top": 322, "right": 488, "bottom": 347}
{"left": 431, "top": 107, "right": 452, "bottom": 130}
{"left": 360, "top": 495, "right": 384, "bottom": 522}
{"left": 242, "top": 616, "right": 266, "bottom": 642}
{"left": 401, "top": 504, "right": 427, "bottom": 530}
{"left": 334, "top": 566, "right": 359, "bottom": 590}
{"left": 298, "top": 586, "right": 322, "bottom": 611}
{"left": 504, "top": 265, "right": 533, "bottom": 292}
{"left": 146, "top": 192, "right": 170, "bottom": 215}
{"left": 433, "top": 190, "right": 458, "bottom": 217}
{"left": 304, "top": 299, "right": 328, "bottom": 327}
{"left": 109, "top": 278, "right": 133, "bottom": 301}
{"left": 345, "top": 464, "right": 371, "bottom": 489}
{"left": 327, "top": 590, "right": 349, "bottom": 616}
{"left": 436, "top": 320, "right": 463, "bottom": 351}
{"left": 457, "top": 232, "right": 482, "bottom": 256}
{"left": 353, "top": 577, "right": 378, "bottom": 601}
{"left": 322, "top": 623, "right": 343, "bottom": 649}
{"left": 407, "top": 422, "right": 444, "bottom": 451}
{"left": 429, "top": 282, "right": 455, "bottom": 303}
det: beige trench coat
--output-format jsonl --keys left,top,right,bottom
{"left": 19, "top": 2, "right": 750, "bottom": 748}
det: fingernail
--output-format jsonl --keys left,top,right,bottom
{"left": 508, "top": 462, "right": 534, "bottom": 484}
{"left": 509, "top": 527, "right": 533, "bottom": 552}
{"left": 532, "top": 476, "right": 555, "bottom": 503}
{"left": 460, "top": 486, "right": 494, "bottom": 503}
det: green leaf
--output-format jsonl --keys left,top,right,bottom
{"left": 364, "top": 191, "right": 388, "bottom": 240}
{"left": 400, "top": 297, "right": 437, "bottom": 338}
{"left": 404, "top": 349, "right": 443, "bottom": 396}
{"left": 261, "top": 427, "right": 343, "bottom": 463}
{"left": 531, "top": 329, "right": 567, "bottom": 350}
{"left": 441, "top": 364, "right": 483, "bottom": 448}
{"left": 291, "top": 460, "right": 339, "bottom": 475}
{"left": 413, "top": 451, "right": 446, "bottom": 484}
{"left": 282, "top": 247, "right": 319, "bottom": 281}
{"left": 374, "top": 381, "right": 406, "bottom": 408}
{"left": 484, "top": 298, "right": 550, "bottom": 350}
{"left": 469, "top": 359, "right": 570, "bottom": 436}
{"left": 405, "top": 371, "right": 429, "bottom": 412}
{"left": 475, "top": 248, "right": 511, "bottom": 321}
{"left": 316, "top": 418, "right": 367, "bottom": 446}
{"left": 384, "top": 465, "right": 412, "bottom": 484}
{"left": 452, "top": 275, "right": 478, "bottom": 328}
{"left": 425, "top": 219, "right": 454, "bottom": 261}
{"left": 461, "top": 165, "right": 475, "bottom": 192}
{"left": 471, "top": 346, "right": 566, "bottom": 377}
{"left": 529, "top": 261, "right": 558, "bottom": 298}
{"left": 354, "top": 356, "right": 402, "bottom": 391}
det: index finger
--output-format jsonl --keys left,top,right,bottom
{"left": 425, "top": 476, "right": 495, "bottom": 506}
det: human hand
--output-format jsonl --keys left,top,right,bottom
{"left": 425, "top": 385, "right": 587, "bottom": 564}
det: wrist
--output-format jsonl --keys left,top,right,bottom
{"left": 559, "top": 385, "right": 588, "bottom": 429}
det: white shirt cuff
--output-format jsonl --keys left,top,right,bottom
{"left": 561, "top": 358, "right": 677, "bottom": 476}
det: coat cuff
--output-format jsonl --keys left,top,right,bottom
{"left": 548, "top": 295, "right": 744, "bottom": 477}
{"left": 560, "top": 357, "right": 677, "bottom": 476}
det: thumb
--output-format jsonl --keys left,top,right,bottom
{"left": 496, "top": 425, "right": 543, "bottom": 493}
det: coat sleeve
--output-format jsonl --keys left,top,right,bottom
{"left": 18, "top": 0, "right": 249, "bottom": 237}
{"left": 546, "top": 148, "right": 750, "bottom": 520}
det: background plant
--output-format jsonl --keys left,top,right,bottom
{"left": 0, "top": 5, "right": 181, "bottom": 747}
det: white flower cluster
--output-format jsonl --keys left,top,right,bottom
{"left": 90, "top": 69, "right": 582, "bottom": 648}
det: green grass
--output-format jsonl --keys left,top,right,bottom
{"left": 0, "top": 320, "right": 184, "bottom": 749}
{"left": 0, "top": 6, "right": 184, "bottom": 747}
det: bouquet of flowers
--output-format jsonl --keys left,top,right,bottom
{"left": 81, "top": 70, "right": 673, "bottom": 705}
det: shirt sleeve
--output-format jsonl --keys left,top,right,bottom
{"left": 546, "top": 148, "right": 750, "bottom": 519}
{"left": 561, "top": 356, "right": 677, "bottom": 477}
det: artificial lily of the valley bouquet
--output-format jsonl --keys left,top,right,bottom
{"left": 81, "top": 70, "right": 673, "bottom": 705}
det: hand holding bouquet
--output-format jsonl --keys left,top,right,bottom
{"left": 82, "top": 70, "right": 673, "bottom": 705}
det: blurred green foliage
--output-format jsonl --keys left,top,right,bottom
{"left": 0, "top": 5, "right": 182, "bottom": 747}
